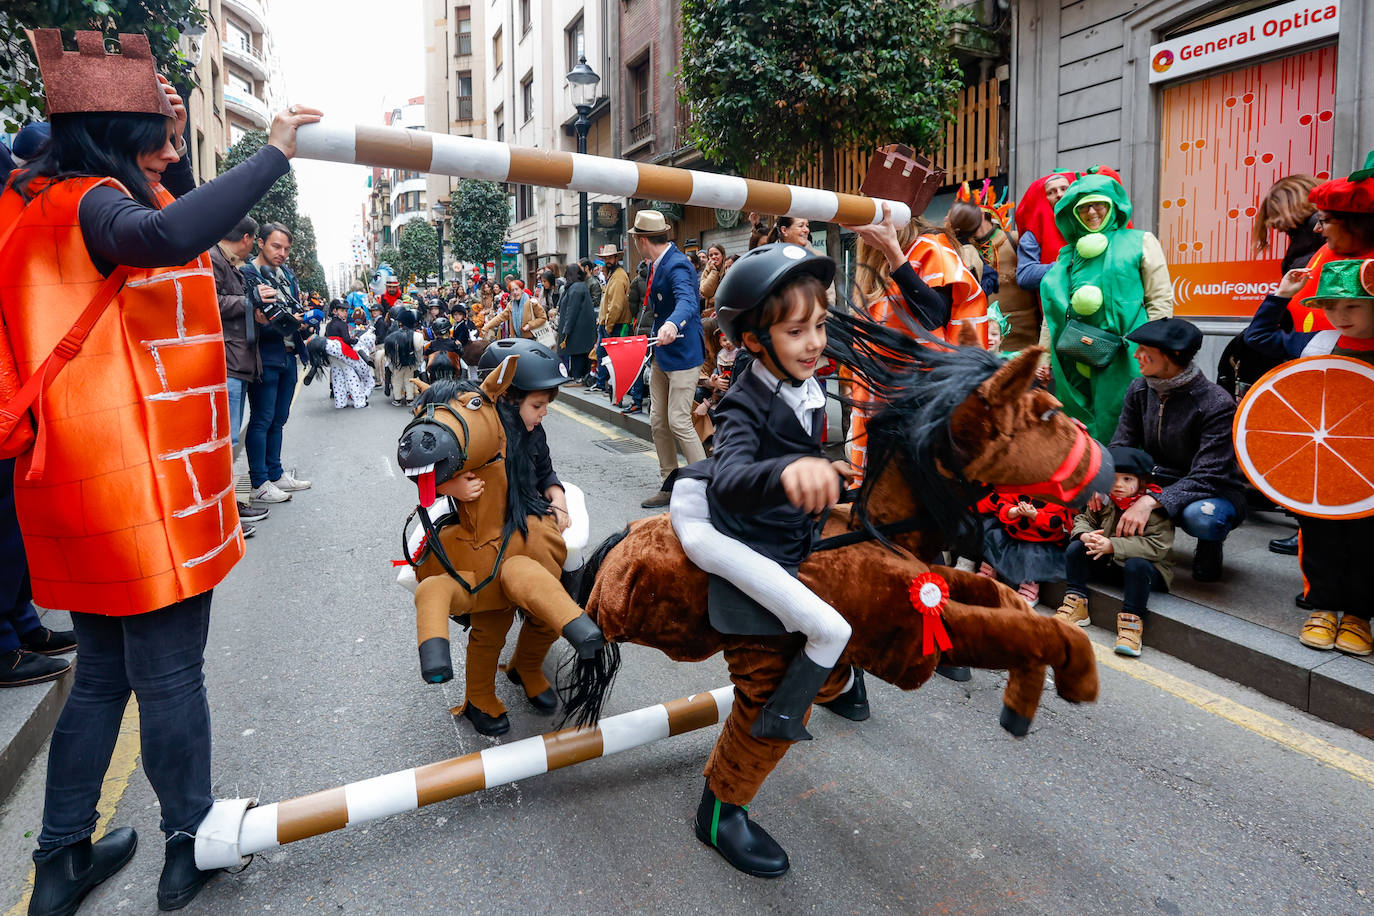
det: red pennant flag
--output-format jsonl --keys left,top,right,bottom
{"left": 909, "top": 572, "right": 953, "bottom": 656}
{"left": 602, "top": 335, "right": 650, "bottom": 405}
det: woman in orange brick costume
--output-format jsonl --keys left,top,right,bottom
{"left": 0, "top": 31, "right": 319, "bottom": 915}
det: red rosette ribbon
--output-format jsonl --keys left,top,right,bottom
{"left": 909, "top": 572, "right": 953, "bottom": 656}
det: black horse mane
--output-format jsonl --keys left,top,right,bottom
{"left": 824, "top": 309, "right": 1002, "bottom": 550}
{"left": 412, "top": 378, "right": 552, "bottom": 538}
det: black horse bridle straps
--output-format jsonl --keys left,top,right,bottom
{"left": 408, "top": 501, "right": 516, "bottom": 596}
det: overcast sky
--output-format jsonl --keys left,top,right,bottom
{"left": 269, "top": 0, "right": 425, "bottom": 268}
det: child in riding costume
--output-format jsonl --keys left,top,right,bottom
{"left": 670, "top": 243, "right": 856, "bottom": 742}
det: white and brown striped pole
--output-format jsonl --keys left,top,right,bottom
{"left": 194, "top": 686, "right": 734, "bottom": 869}
{"left": 294, "top": 120, "right": 912, "bottom": 228}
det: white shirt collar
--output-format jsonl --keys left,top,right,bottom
{"left": 651, "top": 245, "right": 671, "bottom": 271}
{"left": 751, "top": 360, "right": 826, "bottom": 430}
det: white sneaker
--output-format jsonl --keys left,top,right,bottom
{"left": 252, "top": 481, "right": 292, "bottom": 503}
{"left": 272, "top": 472, "right": 311, "bottom": 491}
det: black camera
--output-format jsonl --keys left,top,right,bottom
{"left": 249, "top": 268, "right": 304, "bottom": 336}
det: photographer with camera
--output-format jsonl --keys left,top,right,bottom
{"left": 240, "top": 222, "right": 311, "bottom": 504}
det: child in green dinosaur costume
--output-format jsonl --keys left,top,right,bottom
{"left": 1039, "top": 173, "right": 1174, "bottom": 442}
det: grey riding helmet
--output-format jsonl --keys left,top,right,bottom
{"left": 477, "top": 337, "right": 569, "bottom": 391}
{"left": 713, "top": 242, "right": 835, "bottom": 345}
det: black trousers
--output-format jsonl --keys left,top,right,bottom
{"left": 1064, "top": 539, "right": 1168, "bottom": 616}
{"left": 1298, "top": 516, "right": 1374, "bottom": 620}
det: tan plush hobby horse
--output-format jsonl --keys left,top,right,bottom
{"left": 563, "top": 311, "right": 1112, "bottom": 875}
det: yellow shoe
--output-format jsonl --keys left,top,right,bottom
{"left": 1334, "top": 615, "right": 1373, "bottom": 657}
{"left": 1298, "top": 611, "right": 1338, "bottom": 650}
{"left": 1053, "top": 592, "right": 1090, "bottom": 627}
{"left": 1114, "top": 613, "right": 1142, "bottom": 657}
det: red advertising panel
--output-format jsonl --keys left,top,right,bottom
{"left": 1157, "top": 45, "right": 1336, "bottom": 317}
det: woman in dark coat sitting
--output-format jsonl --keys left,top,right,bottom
{"left": 557, "top": 262, "right": 597, "bottom": 381}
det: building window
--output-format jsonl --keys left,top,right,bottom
{"left": 494, "top": 104, "right": 504, "bottom": 143}
{"left": 628, "top": 58, "right": 650, "bottom": 143}
{"left": 455, "top": 6, "right": 472, "bottom": 56}
{"left": 519, "top": 0, "right": 531, "bottom": 34}
{"left": 521, "top": 72, "right": 534, "bottom": 123}
{"left": 515, "top": 184, "right": 535, "bottom": 222}
{"left": 492, "top": 27, "right": 502, "bottom": 73}
{"left": 227, "top": 22, "right": 251, "bottom": 53}
{"left": 566, "top": 13, "right": 584, "bottom": 70}
{"left": 456, "top": 70, "right": 473, "bottom": 120}
{"left": 227, "top": 68, "right": 253, "bottom": 95}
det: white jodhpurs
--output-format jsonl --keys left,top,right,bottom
{"left": 670, "top": 477, "right": 850, "bottom": 668}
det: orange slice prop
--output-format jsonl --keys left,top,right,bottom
{"left": 1234, "top": 356, "right": 1374, "bottom": 520}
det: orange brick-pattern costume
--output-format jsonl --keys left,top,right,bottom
{"left": 845, "top": 234, "right": 988, "bottom": 482}
{"left": 0, "top": 177, "right": 243, "bottom": 615}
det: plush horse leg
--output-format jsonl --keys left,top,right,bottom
{"left": 938, "top": 602, "right": 1098, "bottom": 735}
{"left": 704, "top": 646, "right": 851, "bottom": 806}
{"left": 498, "top": 555, "right": 603, "bottom": 657}
{"left": 415, "top": 575, "right": 473, "bottom": 683}
{"left": 508, "top": 613, "right": 559, "bottom": 698}
{"left": 464, "top": 608, "right": 517, "bottom": 716}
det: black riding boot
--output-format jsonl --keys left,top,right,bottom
{"left": 750, "top": 653, "right": 832, "bottom": 741}
{"left": 30, "top": 828, "right": 138, "bottom": 916}
{"left": 560, "top": 565, "right": 584, "bottom": 603}
{"left": 819, "top": 666, "right": 870, "bottom": 721}
{"left": 157, "top": 833, "right": 224, "bottom": 911}
{"left": 693, "top": 783, "right": 789, "bottom": 878}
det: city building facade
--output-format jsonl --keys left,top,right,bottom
{"left": 220, "top": 0, "right": 280, "bottom": 147}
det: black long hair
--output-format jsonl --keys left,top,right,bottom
{"left": 411, "top": 379, "right": 552, "bottom": 539}
{"left": 12, "top": 112, "right": 173, "bottom": 210}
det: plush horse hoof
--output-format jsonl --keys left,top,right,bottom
{"left": 561, "top": 614, "right": 605, "bottom": 660}
{"left": 819, "top": 668, "right": 870, "bottom": 722}
{"left": 460, "top": 703, "right": 510, "bottom": 736}
{"left": 935, "top": 665, "right": 972, "bottom": 682}
{"left": 418, "top": 637, "right": 453, "bottom": 684}
{"left": 506, "top": 668, "right": 557, "bottom": 713}
{"left": 693, "top": 784, "right": 789, "bottom": 879}
{"left": 999, "top": 703, "right": 1033, "bottom": 737}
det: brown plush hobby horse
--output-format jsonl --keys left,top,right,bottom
{"left": 562, "top": 311, "right": 1113, "bottom": 877}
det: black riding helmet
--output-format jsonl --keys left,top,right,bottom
{"left": 430, "top": 316, "right": 453, "bottom": 338}
{"left": 392, "top": 306, "right": 418, "bottom": 329}
{"left": 477, "top": 337, "right": 569, "bottom": 392}
{"left": 714, "top": 242, "right": 835, "bottom": 382}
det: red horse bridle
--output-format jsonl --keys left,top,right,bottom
{"left": 992, "top": 418, "right": 1101, "bottom": 505}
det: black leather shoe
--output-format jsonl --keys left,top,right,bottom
{"left": 693, "top": 784, "right": 789, "bottom": 878}
{"left": 21, "top": 626, "right": 77, "bottom": 656}
{"left": 935, "top": 665, "right": 972, "bottom": 682}
{"left": 1192, "top": 539, "right": 1224, "bottom": 582}
{"left": 30, "top": 827, "right": 138, "bottom": 916}
{"left": 819, "top": 668, "right": 870, "bottom": 721}
{"left": 1296, "top": 592, "right": 1314, "bottom": 610}
{"left": 460, "top": 703, "right": 510, "bottom": 736}
{"left": 0, "top": 649, "right": 70, "bottom": 687}
{"left": 1268, "top": 533, "right": 1299, "bottom": 555}
{"left": 506, "top": 668, "right": 557, "bottom": 713}
{"left": 157, "top": 834, "right": 223, "bottom": 911}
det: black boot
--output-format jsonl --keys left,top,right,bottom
{"left": 1269, "top": 533, "right": 1299, "bottom": 555}
{"left": 460, "top": 703, "right": 511, "bottom": 736}
{"left": 1192, "top": 539, "right": 1224, "bottom": 582}
{"left": 934, "top": 665, "right": 972, "bottom": 682}
{"left": 693, "top": 783, "right": 789, "bottom": 878}
{"left": 30, "top": 827, "right": 138, "bottom": 916}
{"left": 0, "top": 650, "right": 70, "bottom": 688}
{"left": 750, "top": 653, "right": 832, "bottom": 741}
{"left": 506, "top": 667, "right": 557, "bottom": 712}
{"left": 561, "top": 614, "right": 604, "bottom": 660}
{"left": 819, "top": 667, "right": 870, "bottom": 721}
{"left": 157, "top": 833, "right": 223, "bottom": 911}
{"left": 20, "top": 627, "right": 77, "bottom": 656}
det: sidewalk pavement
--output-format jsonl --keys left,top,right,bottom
{"left": 0, "top": 607, "right": 72, "bottom": 803}
{"left": 556, "top": 382, "right": 1373, "bottom": 740}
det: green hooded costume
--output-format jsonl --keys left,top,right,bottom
{"left": 1041, "top": 174, "right": 1170, "bottom": 442}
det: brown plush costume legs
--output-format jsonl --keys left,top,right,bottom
{"left": 508, "top": 613, "right": 559, "bottom": 697}
{"left": 415, "top": 575, "right": 474, "bottom": 683}
{"left": 464, "top": 609, "right": 517, "bottom": 716}
{"left": 499, "top": 554, "right": 605, "bottom": 660}
{"left": 704, "top": 646, "right": 852, "bottom": 806}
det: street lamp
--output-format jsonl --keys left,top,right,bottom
{"left": 432, "top": 201, "right": 448, "bottom": 285}
{"left": 566, "top": 54, "right": 601, "bottom": 260}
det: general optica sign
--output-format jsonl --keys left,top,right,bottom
{"left": 1148, "top": 0, "right": 1339, "bottom": 84}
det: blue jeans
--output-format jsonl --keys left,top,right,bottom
{"left": 37, "top": 592, "right": 214, "bottom": 850}
{"left": 226, "top": 377, "right": 247, "bottom": 449}
{"left": 0, "top": 594, "right": 42, "bottom": 653}
{"left": 1177, "top": 498, "right": 1239, "bottom": 542}
{"left": 246, "top": 361, "right": 297, "bottom": 487}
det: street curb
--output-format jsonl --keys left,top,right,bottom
{"left": 557, "top": 387, "right": 1373, "bottom": 738}
{"left": 0, "top": 670, "right": 71, "bottom": 803}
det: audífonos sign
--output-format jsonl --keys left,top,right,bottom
{"left": 1148, "top": 0, "right": 1339, "bottom": 84}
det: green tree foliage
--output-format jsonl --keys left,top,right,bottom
{"left": 291, "top": 216, "right": 328, "bottom": 297}
{"left": 219, "top": 131, "right": 326, "bottom": 293}
{"left": 397, "top": 221, "right": 440, "bottom": 286}
{"left": 449, "top": 179, "right": 512, "bottom": 276}
{"left": 679, "top": 0, "right": 963, "bottom": 257}
{"left": 374, "top": 245, "right": 402, "bottom": 276}
{"left": 1, "top": 1, "right": 204, "bottom": 132}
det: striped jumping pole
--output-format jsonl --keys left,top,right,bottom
{"left": 294, "top": 120, "right": 912, "bottom": 228}
{"left": 194, "top": 686, "right": 735, "bottom": 869}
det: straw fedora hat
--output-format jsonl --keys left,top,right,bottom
{"left": 628, "top": 209, "right": 671, "bottom": 236}
{"left": 596, "top": 243, "right": 622, "bottom": 257}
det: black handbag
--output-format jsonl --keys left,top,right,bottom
{"left": 1054, "top": 310, "right": 1123, "bottom": 369}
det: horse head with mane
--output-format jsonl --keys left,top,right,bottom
{"left": 566, "top": 310, "right": 1109, "bottom": 858}
{"left": 394, "top": 359, "right": 609, "bottom": 728}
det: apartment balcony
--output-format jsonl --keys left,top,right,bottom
{"left": 222, "top": 0, "right": 267, "bottom": 34}
{"left": 390, "top": 176, "right": 428, "bottom": 210}
{"left": 223, "top": 41, "right": 269, "bottom": 80}
{"left": 224, "top": 89, "right": 270, "bottom": 128}
{"left": 457, "top": 96, "right": 474, "bottom": 121}
{"left": 455, "top": 33, "right": 472, "bottom": 57}
{"left": 629, "top": 114, "right": 652, "bottom": 145}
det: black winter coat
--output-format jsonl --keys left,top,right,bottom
{"left": 557, "top": 280, "right": 597, "bottom": 355}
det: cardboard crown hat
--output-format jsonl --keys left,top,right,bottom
{"left": 28, "top": 29, "right": 175, "bottom": 118}
{"left": 860, "top": 144, "right": 944, "bottom": 218}
{"left": 1309, "top": 150, "right": 1374, "bottom": 214}
{"left": 1300, "top": 259, "right": 1374, "bottom": 307}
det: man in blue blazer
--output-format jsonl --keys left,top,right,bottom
{"left": 629, "top": 210, "right": 707, "bottom": 508}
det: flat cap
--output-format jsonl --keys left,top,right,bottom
{"left": 1108, "top": 446, "right": 1155, "bottom": 478}
{"left": 1126, "top": 317, "right": 1203, "bottom": 363}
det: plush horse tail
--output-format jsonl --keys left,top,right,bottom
{"left": 555, "top": 526, "right": 630, "bottom": 728}
{"left": 385, "top": 328, "right": 415, "bottom": 367}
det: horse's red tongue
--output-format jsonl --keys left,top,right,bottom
{"left": 418, "top": 470, "right": 435, "bottom": 507}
